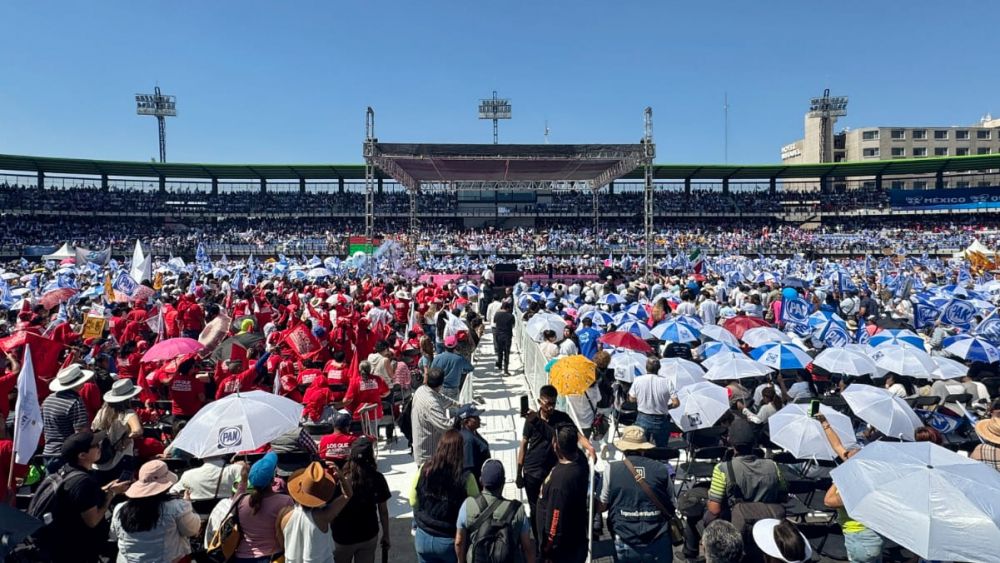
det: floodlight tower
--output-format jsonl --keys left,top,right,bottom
{"left": 478, "top": 91, "right": 511, "bottom": 144}
{"left": 135, "top": 86, "right": 176, "bottom": 163}
{"left": 808, "top": 89, "right": 848, "bottom": 163}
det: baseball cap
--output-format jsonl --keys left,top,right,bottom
{"left": 480, "top": 459, "right": 505, "bottom": 490}
{"left": 455, "top": 404, "right": 484, "bottom": 420}
{"left": 248, "top": 452, "right": 278, "bottom": 489}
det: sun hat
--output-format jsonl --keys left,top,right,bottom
{"left": 49, "top": 363, "right": 95, "bottom": 392}
{"left": 975, "top": 418, "right": 1000, "bottom": 445}
{"left": 288, "top": 461, "right": 338, "bottom": 508}
{"left": 103, "top": 378, "right": 143, "bottom": 403}
{"left": 125, "top": 460, "right": 179, "bottom": 498}
{"left": 752, "top": 519, "right": 812, "bottom": 562}
{"left": 248, "top": 452, "right": 278, "bottom": 489}
{"left": 614, "top": 425, "right": 655, "bottom": 451}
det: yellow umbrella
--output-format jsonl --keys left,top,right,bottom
{"left": 549, "top": 355, "right": 596, "bottom": 396}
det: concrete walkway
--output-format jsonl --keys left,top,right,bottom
{"left": 379, "top": 326, "right": 527, "bottom": 561}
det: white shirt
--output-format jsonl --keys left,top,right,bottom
{"left": 629, "top": 373, "right": 676, "bottom": 416}
{"left": 567, "top": 385, "right": 602, "bottom": 428}
{"left": 559, "top": 339, "right": 578, "bottom": 356}
{"left": 170, "top": 459, "right": 243, "bottom": 500}
{"left": 675, "top": 302, "right": 697, "bottom": 316}
{"left": 699, "top": 299, "right": 719, "bottom": 325}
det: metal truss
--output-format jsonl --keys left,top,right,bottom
{"left": 363, "top": 107, "right": 376, "bottom": 248}
{"left": 643, "top": 107, "right": 656, "bottom": 278}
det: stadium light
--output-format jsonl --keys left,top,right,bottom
{"left": 807, "top": 88, "right": 847, "bottom": 164}
{"left": 478, "top": 90, "right": 511, "bottom": 144}
{"left": 136, "top": 86, "right": 177, "bottom": 163}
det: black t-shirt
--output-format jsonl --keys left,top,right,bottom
{"left": 538, "top": 458, "right": 590, "bottom": 562}
{"left": 331, "top": 472, "right": 391, "bottom": 545}
{"left": 522, "top": 410, "right": 575, "bottom": 479}
{"left": 493, "top": 311, "right": 515, "bottom": 338}
{"left": 462, "top": 428, "right": 491, "bottom": 479}
{"left": 50, "top": 465, "right": 106, "bottom": 561}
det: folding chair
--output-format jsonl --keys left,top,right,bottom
{"left": 357, "top": 403, "right": 379, "bottom": 457}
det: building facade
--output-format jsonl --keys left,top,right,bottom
{"left": 782, "top": 115, "right": 1000, "bottom": 164}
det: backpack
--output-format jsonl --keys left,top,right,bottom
{"left": 398, "top": 396, "right": 414, "bottom": 446}
{"left": 467, "top": 496, "right": 521, "bottom": 563}
{"left": 724, "top": 461, "right": 785, "bottom": 560}
{"left": 27, "top": 466, "right": 90, "bottom": 542}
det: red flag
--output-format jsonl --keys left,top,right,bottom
{"left": 0, "top": 332, "right": 65, "bottom": 400}
{"left": 283, "top": 324, "right": 321, "bottom": 359}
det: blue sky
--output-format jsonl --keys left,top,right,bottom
{"left": 1, "top": 1, "right": 995, "bottom": 165}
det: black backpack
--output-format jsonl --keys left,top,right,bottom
{"left": 467, "top": 496, "right": 521, "bottom": 563}
{"left": 27, "top": 466, "right": 90, "bottom": 540}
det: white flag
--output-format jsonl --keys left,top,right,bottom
{"left": 13, "top": 344, "right": 43, "bottom": 464}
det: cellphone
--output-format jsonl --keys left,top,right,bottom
{"left": 119, "top": 470, "right": 135, "bottom": 482}
{"left": 520, "top": 395, "right": 530, "bottom": 416}
{"left": 809, "top": 400, "right": 820, "bottom": 418}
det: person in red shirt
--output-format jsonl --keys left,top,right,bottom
{"left": 317, "top": 411, "right": 359, "bottom": 467}
{"left": 116, "top": 341, "right": 142, "bottom": 381}
{"left": 216, "top": 351, "right": 271, "bottom": 399}
{"left": 162, "top": 356, "right": 206, "bottom": 428}
{"left": 324, "top": 350, "right": 349, "bottom": 402}
{"left": 276, "top": 359, "right": 303, "bottom": 403}
{"left": 1, "top": 424, "right": 29, "bottom": 504}
{"left": 301, "top": 372, "right": 334, "bottom": 423}
{"left": 0, "top": 351, "right": 20, "bottom": 423}
{"left": 343, "top": 360, "right": 389, "bottom": 421}
{"left": 179, "top": 299, "right": 205, "bottom": 339}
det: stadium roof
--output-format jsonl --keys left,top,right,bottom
{"left": 1, "top": 152, "right": 999, "bottom": 182}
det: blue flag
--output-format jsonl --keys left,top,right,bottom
{"left": 975, "top": 310, "right": 1000, "bottom": 345}
{"left": 817, "top": 321, "right": 850, "bottom": 348}
{"left": 914, "top": 302, "right": 942, "bottom": 329}
{"left": 781, "top": 297, "right": 811, "bottom": 325}
{"left": 940, "top": 299, "right": 977, "bottom": 329}
{"left": 855, "top": 323, "right": 870, "bottom": 345}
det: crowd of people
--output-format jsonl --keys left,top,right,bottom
{"left": 0, "top": 236, "right": 998, "bottom": 562}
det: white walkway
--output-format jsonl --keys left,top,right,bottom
{"left": 381, "top": 326, "right": 527, "bottom": 519}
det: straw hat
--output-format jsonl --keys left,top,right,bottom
{"left": 288, "top": 461, "right": 338, "bottom": 508}
{"left": 975, "top": 418, "right": 1000, "bottom": 445}
{"left": 613, "top": 425, "right": 655, "bottom": 451}
{"left": 103, "top": 378, "right": 143, "bottom": 403}
{"left": 49, "top": 364, "right": 95, "bottom": 392}
{"left": 125, "top": 460, "right": 179, "bottom": 498}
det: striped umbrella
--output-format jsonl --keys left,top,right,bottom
{"left": 750, "top": 342, "right": 812, "bottom": 371}
{"left": 650, "top": 319, "right": 702, "bottom": 343}
{"left": 942, "top": 334, "right": 1000, "bottom": 364}
{"left": 869, "top": 329, "right": 926, "bottom": 351}
{"left": 617, "top": 320, "right": 654, "bottom": 340}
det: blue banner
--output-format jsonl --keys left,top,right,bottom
{"left": 891, "top": 187, "right": 1000, "bottom": 210}
{"left": 781, "top": 297, "right": 811, "bottom": 325}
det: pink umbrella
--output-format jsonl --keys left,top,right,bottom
{"left": 141, "top": 337, "right": 205, "bottom": 363}
{"left": 39, "top": 288, "right": 78, "bottom": 310}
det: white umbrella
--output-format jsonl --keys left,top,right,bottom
{"left": 701, "top": 350, "right": 745, "bottom": 370}
{"left": 306, "top": 267, "right": 335, "bottom": 279}
{"left": 169, "top": 391, "right": 302, "bottom": 458}
{"left": 831, "top": 441, "right": 1000, "bottom": 562}
{"left": 930, "top": 356, "right": 968, "bottom": 380}
{"left": 704, "top": 356, "right": 773, "bottom": 381}
{"left": 869, "top": 343, "right": 936, "bottom": 377}
{"left": 609, "top": 349, "right": 648, "bottom": 383}
{"left": 658, "top": 357, "right": 705, "bottom": 389}
{"left": 741, "top": 326, "right": 792, "bottom": 348}
{"left": 767, "top": 403, "right": 857, "bottom": 460}
{"left": 525, "top": 312, "right": 567, "bottom": 343}
{"left": 813, "top": 348, "right": 880, "bottom": 377}
{"left": 699, "top": 324, "right": 740, "bottom": 347}
{"left": 669, "top": 382, "right": 730, "bottom": 431}
{"left": 841, "top": 384, "right": 923, "bottom": 441}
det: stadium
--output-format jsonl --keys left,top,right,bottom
{"left": 4, "top": 4, "right": 1000, "bottom": 563}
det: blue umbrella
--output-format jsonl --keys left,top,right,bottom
{"left": 674, "top": 314, "right": 705, "bottom": 329}
{"left": 869, "top": 329, "right": 925, "bottom": 350}
{"left": 617, "top": 320, "right": 654, "bottom": 340}
{"left": 699, "top": 341, "right": 743, "bottom": 358}
{"left": 751, "top": 342, "right": 812, "bottom": 371}
{"left": 457, "top": 283, "right": 480, "bottom": 297}
{"left": 598, "top": 293, "right": 627, "bottom": 306}
{"left": 942, "top": 335, "right": 1000, "bottom": 364}
{"left": 650, "top": 319, "right": 702, "bottom": 343}
{"left": 517, "top": 292, "right": 544, "bottom": 311}
{"left": 579, "top": 310, "right": 614, "bottom": 327}
{"left": 613, "top": 311, "right": 643, "bottom": 325}
{"left": 624, "top": 302, "right": 650, "bottom": 321}
{"left": 808, "top": 310, "right": 847, "bottom": 330}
